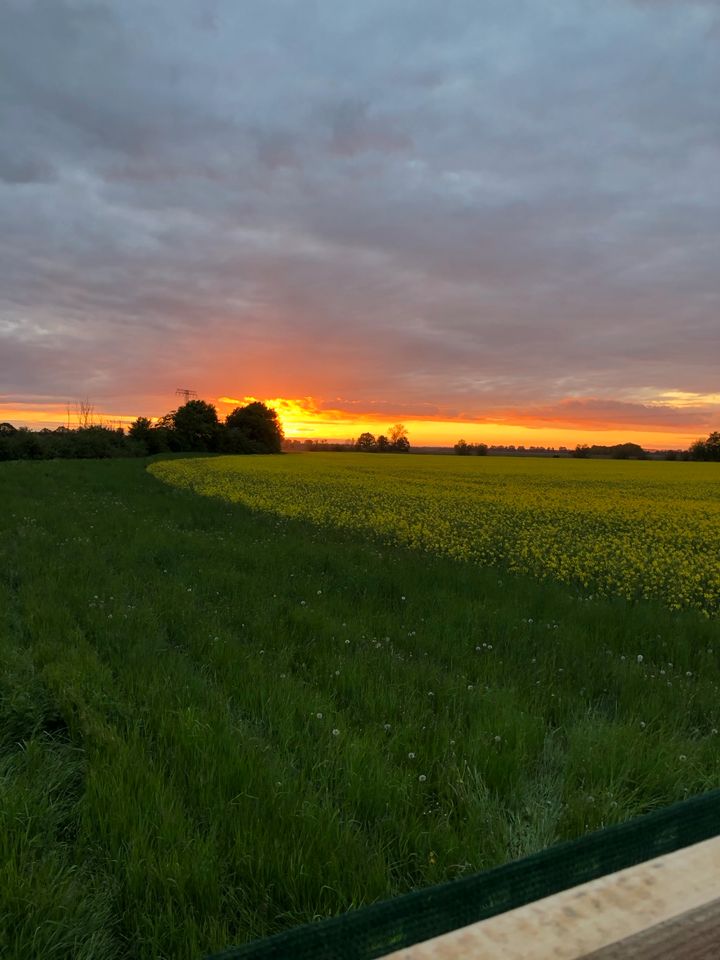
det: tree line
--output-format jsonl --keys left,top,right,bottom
{"left": 452, "top": 433, "right": 720, "bottom": 461}
{"left": 453, "top": 439, "right": 488, "bottom": 456}
{"left": 355, "top": 424, "right": 410, "bottom": 452}
{"left": 0, "top": 399, "right": 283, "bottom": 461}
{"left": 572, "top": 435, "right": 720, "bottom": 461}
{"left": 129, "top": 399, "right": 282, "bottom": 454}
{"left": 2, "top": 404, "right": 718, "bottom": 463}
{"left": 688, "top": 431, "right": 720, "bottom": 462}
{"left": 571, "top": 442, "right": 648, "bottom": 460}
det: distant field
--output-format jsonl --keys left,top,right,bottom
{"left": 2, "top": 456, "right": 719, "bottom": 959}
{"left": 152, "top": 453, "right": 720, "bottom": 617}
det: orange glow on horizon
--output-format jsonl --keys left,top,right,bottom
{"left": 216, "top": 396, "right": 705, "bottom": 450}
{"left": 0, "top": 394, "right": 714, "bottom": 451}
{"left": 0, "top": 405, "right": 141, "bottom": 429}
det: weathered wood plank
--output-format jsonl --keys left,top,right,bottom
{"left": 379, "top": 836, "right": 720, "bottom": 959}
{"left": 585, "top": 897, "right": 720, "bottom": 959}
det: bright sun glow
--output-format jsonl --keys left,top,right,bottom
{"left": 1, "top": 393, "right": 714, "bottom": 451}
{"left": 216, "top": 397, "right": 704, "bottom": 450}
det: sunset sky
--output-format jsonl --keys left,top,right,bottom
{"left": 1, "top": 0, "right": 719, "bottom": 448}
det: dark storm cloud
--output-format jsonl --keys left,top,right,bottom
{"left": 1, "top": 0, "right": 719, "bottom": 431}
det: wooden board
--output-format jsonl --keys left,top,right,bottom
{"left": 585, "top": 897, "right": 720, "bottom": 959}
{"left": 379, "top": 836, "right": 720, "bottom": 959}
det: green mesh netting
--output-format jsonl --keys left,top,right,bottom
{"left": 205, "top": 789, "right": 720, "bottom": 960}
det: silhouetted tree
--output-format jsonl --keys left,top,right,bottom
{"left": 356, "top": 432, "right": 376, "bottom": 451}
{"left": 377, "top": 434, "right": 390, "bottom": 452}
{"left": 76, "top": 398, "right": 95, "bottom": 429}
{"left": 611, "top": 442, "right": 646, "bottom": 460}
{"left": 129, "top": 417, "right": 153, "bottom": 441}
{"left": 128, "top": 416, "right": 171, "bottom": 454}
{"left": 171, "top": 400, "right": 220, "bottom": 452}
{"left": 455, "top": 439, "right": 487, "bottom": 456}
{"left": 225, "top": 401, "right": 283, "bottom": 453}
{"left": 690, "top": 431, "right": 720, "bottom": 461}
{"left": 4, "top": 428, "right": 43, "bottom": 459}
{"left": 67, "top": 425, "right": 129, "bottom": 459}
{"left": 389, "top": 424, "right": 410, "bottom": 451}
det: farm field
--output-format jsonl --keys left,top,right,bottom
{"left": 2, "top": 455, "right": 720, "bottom": 959}
{"left": 152, "top": 453, "right": 720, "bottom": 618}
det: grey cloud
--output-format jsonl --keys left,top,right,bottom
{"left": 0, "top": 0, "right": 718, "bottom": 428}
{"left": 0, "top": 151, "right": 56, "bottom": 184}
{"left": 325, "top": 100, "right": 412, "bottom": 157}
{"left": 254, "top": 129, "right": 300, "bottom": 170}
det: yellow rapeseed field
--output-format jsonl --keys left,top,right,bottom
{"left": 150, "top": 454, "right": 720, "bottom": 617}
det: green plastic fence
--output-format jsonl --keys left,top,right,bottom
{"left": 206, "top": 788, "right": 720, "bottom": 960}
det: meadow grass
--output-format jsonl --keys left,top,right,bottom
{"left": 1, "top": 455, "right": 719, "bottom": 959}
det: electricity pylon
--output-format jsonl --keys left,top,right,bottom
{"left": 175, "top": 388, "right": 198, "bottom": 403}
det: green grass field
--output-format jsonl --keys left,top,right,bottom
{"left": 2, "top": 455, "right": 719, "bottom": 959}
